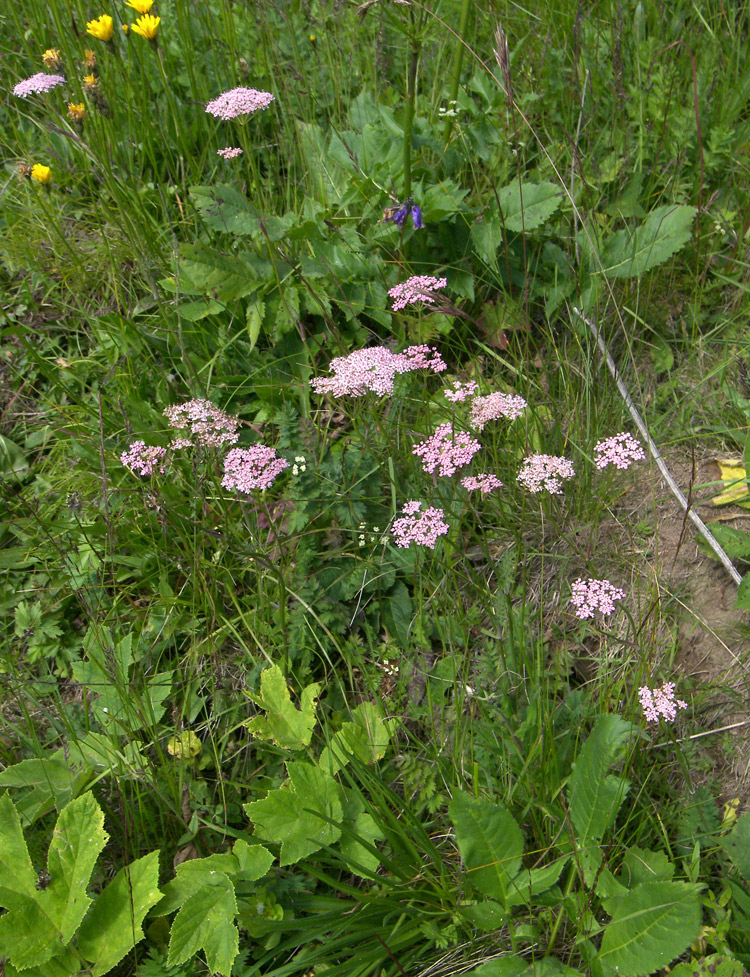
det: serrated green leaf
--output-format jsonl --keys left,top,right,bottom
{"left": 244, "top": 664, "right": 320, "bottom": 750}
{"left": 670, "top": 955, "right": 746, "bottom": 977}
{"left": 319, "top": 701, "right": 394, "bottom": 774}
{"left": 620, "top": 848, "right": 675, "bottom": 886}
{"left": 597, "top": 881, "right": 703, "bottom": 976}
{"left": 0, "top": 892, "right": 61, "bottom": 968}
{"left": 719, "top": 810, "right": 750, "bottom": 883}
{"left": 179, "top": 299, "right": 225, "bottom": 322}
{"left": 3, "top": 946, "right": 79, "bottom": 977}
{"left": 449, "top": 791, "right": 524, "bottom": 903}
{"left": 0, "top": 757, "right": 82, "bottom": 817}
{"left": 244, "top": 761, "right": 342, "bottom": 865}
{"left": 233, "top": 839, "right": 273, "bottom": 881}
{"left": 190, "top": 184, "right": 260, "bottom": 237}
{"left": 153, "top": 852, "right": 239, "bottom": 916}
{"left": 0, "top": 793, "right": 39, "bottom": 905}
{"left": 506, "top": 857, "right": 569, "bottom": 907}
{"left": 339, "top": 811, "right": 384, "bottom": 878}
{"left": 246, "top": 297, "right": 265, "bottom": 351}
{"left": 601, "top": 204, "right": 697, "bottom": 278}
{"left": 77, "top": 850, "right": 162, "bottom": 976}
{"left": 167, "top": 872, "right": 239, "bottom": 975}
{"left": 498, "top": 181, "right": 561, "bottom": 232}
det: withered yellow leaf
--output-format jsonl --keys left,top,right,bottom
{"left": 712, "top": 458, "right": 750, "bottom": 508}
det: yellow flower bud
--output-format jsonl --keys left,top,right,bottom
{"left": 31, "top": 164, "right": 52, "bottom": 185}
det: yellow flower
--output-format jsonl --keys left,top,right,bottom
{"left": 31, "top": 164, "right": 52, "bottom": 185}
{"left": 83, "top": 49, "right": 97, "bottom": 70}
{"left": 130, "top": 13, "right": 160, "bottom": 39}
{"left": 125, "top": 0, "right": 154, "bottom": 13}
{"left": 82, "top": 73, "right": 99, "bottom": 92}
{"left": 67, "top": 102, "right": 86, "bottom": 122}
{"left": 86, "top": 14, "right": 114, "bottom": 42}
{"left": 42, "top": 48, "right": 63, "bottom": 72}
{"left": 122, "top": 23, "right": 129, "bottom": 33}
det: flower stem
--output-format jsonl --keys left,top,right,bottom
{"left": 402, "top": 40, "right": 420, "bottom": 200}
{"left": 443, "top": 0, "right": 472, "bottom": 143}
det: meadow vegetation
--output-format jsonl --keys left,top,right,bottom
{"left": 3, "top": 1, "right": 750, "bottom": 975}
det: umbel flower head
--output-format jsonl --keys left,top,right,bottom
{"left": 570, "top": 578, "right": 625, "bottom": 619}
{"left": 42, "top": 49, "right": 63, "bottom": 72}
{"left": 639, "top": 683, "right": 688, "bottom": 724}
{"left": 594, "top": 432, "right": 646, "bottom": 471}
{"left": 126, "top": 0, "right": 154, "bottom": 12}
{"left": 13, "top": 72, "right": 66, "bottom": 98}
{"left": 30, "top": 164, "right": 52, "bottom": 185}
{"left": 413, "top": 423, "right": 482, "bottom": 478}
{"left": 388, "top": 275, "right": 447, "bottom": 312}
{"left": 163, "top": 399, "right": 240, "bottom": 449}
{"left": 222, "top": 446, "right": 289, "bottom": 493}
{"left": 131, "top": 14, "right": 160, "bottom": 39}
{"left": 517, "top": 454, "right": 575, "bottom": 494}
{"left": 391, "top": 501, "right": 449, "bottom": 550}
{"left": 310, "top": 345, "right": 446, "bottom": 398}
{"left": 86, "top": 14, "right": 114, "bottom": 41}
{"left": 217, "top": 146, "right": 243, "bottom": 159}
{"left": 205, "top": 87, "right": 275, "bottom": 120}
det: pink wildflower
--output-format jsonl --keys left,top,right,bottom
{"left": 388, "top": 275, "right": 448, "bottom": 312}
{"left": 444, "top": 380, "right": 478, "bottom": 403}
{"left": 570, "top": 578, "right": 626, "bottom": 619}
{"left": 222, "top": 446, "right": 289, "bottom": 493}
{"left": 413, "top": 423, "right": 482, "bottom": 478}
{"left": 163, "top": 399, "right": 240, "bottom": 449}
{"left": 461, "top": 473, "right": 504, "bottom": 494}
{"left": 517, "top": 454, "right": 575, "bottom": 494}
{"left": 217, "top": 146, "right": 243, "bottom": 159}
{"left": 206, "top": 87, "right": 274, "bottom": 120}
{"left": 594, "top": 432, "right": 646, "bottom": 470}
{"left": 121, "top": 441, "right": 167, "bottom": 476}
{"left": 13, "top": 73, "right": 66, "bottom": 97}
{"left": 391, "top": 501, "right": 449, "bottom": 549}
{"left": 638, "top": 683, "right": 688, "bottom": 724}
{"left": 470, "top": 392, "right": 527, "bottom": 431}
{"left": 310, "top": 345, "right": 445, "bottom": 398}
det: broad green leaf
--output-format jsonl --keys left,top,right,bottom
{"left": 719, "top": 810, "right": 750, "bottom": 883}
{"left": 179, "top": 243, "right": 262, "bottom": 301}
{"left": 670, "top": 955, "right": 746, "bottom": 977}
{"left": 0, "top": 793, "right": 39, "bottom": 905}
{"left": 246, "top": 297, "right": 265, "bottom": 351}
{"left": 471, "top": 214, "right": 504, "bottom": 269}
{"left": 506, "top": 857, "right": 569, "bottom": 907}
{"left": 458, "top": 900, "right": 507, "bottom": 931}
{"left": 244, "top": 664, "right": 320, "bottom": 750}
{"left": 3, "top": 946, "right": 79, "bottom": 977}
{"left": 339, "top": 811, "right": 383, "bottom": 878}
{"left": 178, "top": 299, "right": 225, "bottom": 322}
{"left": 167, "top": 872, "right": 239, "bottom": 976}
{"left": 77, "top": 850, "right": 162, "bottom": 976}
{"left": 0, "top": 892, "right": 61, "bottom": 968}
{"left": 319, "top": 701, "right": 393, "bottom": 774}
{"left": 233, "top": 839, "right": 273, "bottom": 882}
{"left": 245, "top": 761, "right": 342, "bottom": 865}
{"left": 0, "top": 757, "right": 83, "bottom": 823}
{"left": 597, "top": 881, "right": 702, "bottom": 976}
{"left": 43, "top": 792, "right": 108, "bottom": 943}
{"left": 449, "top": 791, "right": 524, "bottom": 903}
{"left": 153, "top": 852, "right": 239, "bottom": 915}
{"left": 620, "top": 848, "right": 675, "bottom": 886}
{"left": 497, "top": 181, "right": 561, "bottom": 232}
{"left": 190, "top": 184, "right": 260, "bottom": 237}
{"left": 568, "top": 715, "right": 633, "bottom": 848}
{"left": 601, "top": 204, "right": 697, "bottom": 278}
{"left": 473, "top": 959, "right": 585, "bottom": 977}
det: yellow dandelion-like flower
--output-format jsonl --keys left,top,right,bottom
{"left": 83, "top": 49, "right": 97, "bottom": 70}
{"left": 122, "top": 23, "right": 129, "bottom": 33}
{"left": 125, "top": 0, "right": 154, "bottom": 13}
{"left": 82, "top": 73, "right": 100, "bottom": 92}
{"left": 31, "top": 164, "right": 52, "bottom": 185}
{"left": 130, "top": 13, "right": 160, "bottom": 39}
{"left": 86, "top": 14, "right": 114, "bottom": 42}
{"left": 42, "top": 48, "right": 63, "bottom": 72}
{"left": 67, "top": 102, "right": 86, "bottom": 122}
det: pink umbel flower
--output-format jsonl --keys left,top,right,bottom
{"left": 163, "top": 399, "right": 240, "bottom": 449}
{"left": 13, "top": 73, "right": 66, "bottom": 97}
{"left": 638, "top": 683, "right": 688, "bottom": 723}
{"left": 310, "top": 345, "right": 446, "bottom": 398}
{"left": 222, "top": 446, "right": 289, "bottom": 493}
{"left": 206, "top": 87, "right": 274, "bottom": 120}
{"left": 388, "top": 275, "right": 448, "bottom": 312}
{"left": 570, "top": 578, "right": 626, "bottom": 618}
{"left": 517, "top": 454, "right": 575, "bottom": 494}
{"left": 217, "top": 146, "right": 243, "bottom": 159}
{"left": 391, "top": 501, "right": 449, "bottom": 549}
{"left": 461, "top": 473, "right": 504, "bottom": 494}
{"left": 444, "top": 380, "right": 478, "bottom": 403}
{"left": 121, "top": 441, "right": 167, "bottom": 476}
{"left": 413, "top": 423, "right": 482, "bottom": 478}
{"left": 470, "top": 392, "right": 527, "bottom": 431}
{"left": 594, "top": 432, "right": 646, "bottom": 470}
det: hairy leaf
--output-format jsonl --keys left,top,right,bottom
{"left": 449, "top": 791, "right": 524, "bottom": 903}
{"left": 167, "top": 872, "right": 239, "bottom": 975}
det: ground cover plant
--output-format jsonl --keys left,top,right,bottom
{"left": 3, "top": 0, "right": 750, "bottom": 975}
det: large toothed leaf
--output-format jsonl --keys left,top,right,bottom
{"left": 449, "top": 790, "right": 524, "bottom": 903}
{"left": 601, "top": 204, "right": 697, "bottom": 278}
{"left": 244, "top": 664, "right": 320, "bottom": 751}
{"left": 167, "top": 872, "right": 239, "bottom": 976}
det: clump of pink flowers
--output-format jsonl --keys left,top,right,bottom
{"left": 570, "top": 577, "right": 626, "bottom": 619}
{"left": 222, "top": 446, "right": 289, "bottom": 493}
{"left": 388, "top": 275, "right": 447, "bottom": 312}
{"left": 461, "top": 473, "right": 504, "bottom": 494}
{"left": 517, "top": 454, "right": 575, "bottom": 494}
{"left": 163, "top": 399, "right": 240, "bottom": 449}
{"left": 121, "top": 441, "right": 167, "bottom": 477}
{"left": 413, "top": 423, "right": 482, "bottom": 478}
{"left": 13, "top": 73, "right": 66, "bottom": 97}
{"left": 595, "top": 432, "right": 646, "bottom": 470}
{"left": 217, "top": 146, "right": 243, "bottom": 159}
{"left": 391, "top": 501, "right": 449, "bottom": 549}
{"left": 205, "top": 87, "right": 275, "bottom": 120}
{"left": 639, "top": 683, "right": 688, "bottom": 723}
{"left": 470, "top": 392, "right": 527, "bottom": 430}
{"left": 444, "top": 380, "right": 478, "bottom": 403}
{"left": 310, "top": 345, "right": 445, "bottom": 398}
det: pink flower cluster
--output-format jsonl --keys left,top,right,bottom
{"left": 121, "top": 441, "right": 167, "bottom": 477}
{"left": 517, "top": 454, "right": 575, "bottom": 494}
{"left": 217, "top": 146, "right": 243, "bottom": 159}
{"left": 388, "top": 276, "right": 448, "bottom": 312}
{"left": 413, "top": 423, "right": 482, "bottom": 478}
{"left": 163, "top": 399, "right": 240, "bottom": 449}
{"left": 594, "top": 432, "right": 646, "bottom": 470}
{"left": 570, "top": 577, "right": 626, "bottom": 619}
{"left": 638, "top": 683, "right": 688, "bottom": 723}
{"left": 310, "top": 345, "right": 446, "bottom": 398}
{"left": 391, "top": 501, "right": 449, "bottom": 549}
{"left": 444, "top": 380, "right": 478, "bottom": 403}
{"left": 222, "top": 446, "right": 289, "bottom": 493}
{"left": 13, "top": 73, "right": 66, "bottom": 97}
{"left": 461, "top": 473, "right": 504, "bottom": 494}
{"left": 470, "top": 392, "right": 527, "bottom": 431}
{"left": 206, "top": 87, "right": 275, "bottom": 120}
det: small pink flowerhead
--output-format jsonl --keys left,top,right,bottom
{"left": 413, "top": 423, "right": 482, "bottom": 478}
{"left": 13, "top": 72, "right": 66, "bottom": 98}
{"left": 444, "top": 380, "right": 478, "bottom": 403}
{"left": 517, "top": 454, "right": 575, "bottom": 494}
{"left": 638, "top": 683, "right": 688, "bottom": 724}
{"left": 391, "top": 501, "right": 449, "bottom": 549}
{"left": 569, "top": 577, "right": 625, "bottom": 619}
{"left": 120, "top": 441, "right": 167, "bottom": 476}
{"left": 206, "top": 87, "right": 274, "bottom": 120}
{"left": 217, "top": 146, "right": 243, "bottom": 159}
{"left": 222, "top": 445, "right": 289, "bottom": 493}
{"left": 388, "top": 275, "right": 447, "bottom": 312}
{"left": 470, "top": 392, "right": 527, "bottom": 430}
{"left": 461, "top": 473, "right": 504, "bottom": 495}
{"left": 594, "top": 432, "right": 646, "bottom": 471}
